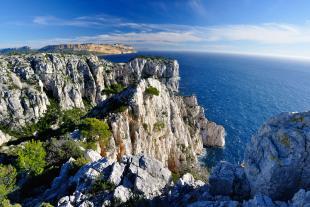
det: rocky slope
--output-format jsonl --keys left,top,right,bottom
{"left": 0, "top": 53, "right": 225, "bottom": 167}
{"left": 38, "top": 43, "right": 136, "bottom": 54}
{"left": 44, "top": 111, "right": 308, "bottom": 207}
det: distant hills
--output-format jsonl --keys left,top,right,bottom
{"left": 0, "top": 43, "right": 136, "bottom": 55}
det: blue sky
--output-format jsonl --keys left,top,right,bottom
{"left": 1, "top": 0, "right": 310, "bottom": 58}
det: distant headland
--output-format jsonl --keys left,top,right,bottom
{"left": 0, "top": 43, "right": 136, "bottom": 55}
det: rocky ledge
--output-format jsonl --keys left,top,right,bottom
{"left": 0, "top": 53, "right": 225, "bottom": 167}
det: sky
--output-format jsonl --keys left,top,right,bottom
{"left": 1, "top": 0, "right": 310, "bottom": 58}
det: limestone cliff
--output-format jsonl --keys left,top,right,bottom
{"left": 0, "top": 53, "right": 225, "bottom": 166}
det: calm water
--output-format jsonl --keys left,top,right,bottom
{"left": 102, "top": 51, "right": 310, "bottom": 167}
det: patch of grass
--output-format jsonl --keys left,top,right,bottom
{"left": 279, "top": 134, "right": 291, "bottom": 148}
{"left": 153, "top": 121, "right": 165, "bottom": 132}
{"left": 290, "top": 116, "right": 304, "bottom": 123}
{"left": 145, "top": 86, "right": 160, "bottom": 96}
{"left": 142, "top": 123, "right": 148, "bottom": 131}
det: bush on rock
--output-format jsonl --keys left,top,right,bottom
{"left": 16, "top": 140, "right": 46, "bottom": 176}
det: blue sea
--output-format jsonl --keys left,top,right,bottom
{"left": 102, "top": 51, "right": 310, "bottom": 167}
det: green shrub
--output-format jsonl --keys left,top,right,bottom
{"left": 17, "top": 140, "right": 46, "bottom": 176}
{"left": 171, "top": 172, "right": 181, "bottom": 183}
{"left": 79, "top": 118, "right": 111, "bottom": 146}
{"left": 90, "top": 178, "right": 115, "bottom": 194}
{"left": 0, "top": 199, "right": 21, "bottom": 207}
{"left": 145, "top": 86, "right": 159, "bottom": 96}
{"left": 45, "top": 138, "right": 84, "bottom": 167}
{"left": 114, "top": 104, "right": 128, "bottom": 113}
{"left": 0, "top": 165, "right": 17, "bottom": 202}
{"left": 40, "top": 203, "right": 54, "bottom": 207}
{"left": 101, "top": 83, "right": 125, "bottom": 95}
{"left": 77, "top": 140, "right": 98, "bottom": 151}
{"left": 59, "top": 108, "right": 86, "bottom": 133}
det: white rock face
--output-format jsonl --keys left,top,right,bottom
{"left": 0, "top": 53, "right": 225, "bottom": 169}
{"left": 112, "top": 79, "right": 205, "bottom": 167}
{"left": 0, "top": 130, "right": 12, "bottom": 146}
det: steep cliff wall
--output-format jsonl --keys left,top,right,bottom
{"left": 0, "top": 53, "right": 225, "bottom": 166}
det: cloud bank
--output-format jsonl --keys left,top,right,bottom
{"left": 2, "top": 14, "right": 310, "bottom": 58}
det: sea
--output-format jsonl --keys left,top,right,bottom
{"left": 102, "top": 51, "right": 310, "bottom": 167}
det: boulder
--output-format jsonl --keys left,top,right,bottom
{"left": 113, "top": 185, "right": 132, "bottom": 203}
{"left": 84, "top": 149, "right": 102, "bottom": 162}
{"left": 203, "top": 121, "right": 226, "bottom": 147}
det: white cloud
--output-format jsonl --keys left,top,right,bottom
{"left": 3, "top": 15, "right": 310, "bottom": 58}
{"left": 204, "top": 23, "right": 310, "bottom": 44}
{"left": 31, "top": 15, "right": 310, "bottom": 45}
{"left": 32, "top": 14, "right": 123, "bottom": 27}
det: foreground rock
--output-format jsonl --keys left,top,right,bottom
{"left": 52, "top": 153, "right": 309, "bottom": 207}
{"left": 56, "top": 154, "right": 171, "bottom": 206}
{"left": 245, "top": 111, "right": 310, "bottom": 200}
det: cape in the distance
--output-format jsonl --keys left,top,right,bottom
{"left": 0, "top": 43, "right": 136, "bottom": 55}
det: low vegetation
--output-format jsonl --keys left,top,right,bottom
{"left": 153, "top": 121, "right": 165, "bottom": 132}
{"left": 79, "top": 118, "right": 112, "bottom": 148}
{"left": 45, "top": 138, "right": 83, "bottom": 167}
{"left": 0, "top": 164, "right": 17, "bottom": 203}
{"left": 145, "top": 86, "right": 160, "bottom": 96}
{"left": 90, "top": 178, "right": 115, "bottom": 194}
{"left": 133, "top": 55, "right": 171, "bottom": 62}
{"left": 0, "top": 199, "right": 21, "bottom": 207}
{"left": 16, "top": 140, "right": 46, "bottom": 176}
{"left": 101, "top": 83, "right": 126, "bottom": 95}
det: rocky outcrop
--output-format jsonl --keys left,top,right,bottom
{"left": 203, "top": 122, "right": 225, "bottom": 147}
{"left": 56, "top": 154, "right": 171, "bottom": 206}
{"left": 245, "top": 111, "right": 310, "bottom": 200}
{"left": 52, "top": 153, "right": 309, "bottom": 207}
